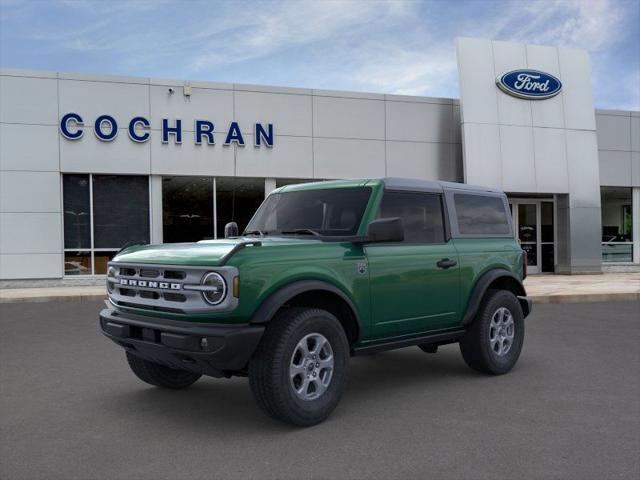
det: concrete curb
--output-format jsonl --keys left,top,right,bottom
{"left": 1, "top": 292, "right": 638, "bottom": 305}
{"left": 529, "top": 293, "right": 640, "bottom": 304}
{"left": 0, "top": 294, "right": 107, "bottom": 304}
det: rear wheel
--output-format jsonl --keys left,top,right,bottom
{"left": 248, "top": 307, "right": 350, "bottom": 426}
{"left": 459, "top": 289, "right": 525, "bottom": 375}
{"left": 126, "top": 352, "right": 201, "bottom": 389}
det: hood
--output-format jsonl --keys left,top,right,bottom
{"left": 112, "top": 236, "right": 322, "bottom": 266}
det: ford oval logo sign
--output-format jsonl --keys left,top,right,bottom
{"left": 496, "top": 69, "right": 562, "bottom": 100}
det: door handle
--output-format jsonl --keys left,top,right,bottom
{"left": 437, "top": 258, "right": 457, "bottom": 269}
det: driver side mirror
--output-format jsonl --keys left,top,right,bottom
{"left": 224, "top": 222, "right": 239, "bottom": 238}
{"left": 365, "top": 217, "right": 404, "bottom": 243}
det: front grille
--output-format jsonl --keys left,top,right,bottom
{"left": 139, "top": 269, "right": 160, "bottom": 278}
{"left": 164, "top": 270, "right": 186, "bottom": 280}
{"left": 163, "top": 292, "right": 187, "bottom": 302}
{"left": 107, "top": 262, "right": 238, "bottom": 314}
{"left": 139, "top": 290, "right": 160, "bottom": 300}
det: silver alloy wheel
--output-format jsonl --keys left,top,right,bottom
{"left": 289, "top": 333, "right": 334, "bottom": 401}
{"left": 489, "top": 307, "right": 515, "bottom": 356}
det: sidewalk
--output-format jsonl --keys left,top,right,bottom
{"left": 524, "top": 273, "right": 640, "bottom": 304}
{"left": 1, "top": 273, "right": 639, "bottom": 305}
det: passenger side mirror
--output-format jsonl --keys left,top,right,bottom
{"left": 365, "top": 217, "right": 404, "bottom": 243}
{"left": 224, "top": 222, "right": 239, "bottom": 238}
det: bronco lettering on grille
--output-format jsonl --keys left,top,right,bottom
{"left": 119, "top": 279, "right": 181, "bottom": 290}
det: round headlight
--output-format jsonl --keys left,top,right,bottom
{"left": 201, "top": 272, "right": 227, "bottom": 305}
{"left": 106, "top": 266, "right": 116, "bottom": 293}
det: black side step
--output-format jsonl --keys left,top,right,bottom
{"left": 352, "top": 329, "right": 465, "bottom": 356}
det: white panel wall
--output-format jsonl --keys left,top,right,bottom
{"left": 492, "top": 41, "right": 531, "bottom": 127}
{"left": 461, "top": 123, "right": 501, "bottom": 188}
{"left": 236, "top": 136, "right": 313, "bottom": 178}
{"left": 314, "top": 138, "right": 386, "bottom": 179}
{"left": 235, "top": 90, "right": 312, "bottom": 136}
{"left": 597, "top": 111, "right": 639, "bottom": 188}
{"left": 0, "top": 75, "right": 58, "bottom": 125}
{"left": 558, "top": 48, "right": 596, "bottom": 131}
{"left": 533, "top": 128, "right": 568, "bottom": 193}
{"left": 455, "top": 38, "right": 498, "bottom": 124}
{"left": 0, "top": 171, "right": 60, "bottom": 212}
{"left": 386, "top": 101, "right": 453, "bottom": 143}
{"left": 61, "top": 131, "right": 151, "bottom": 174}
{"left": 499, "top": 125, "right": 536, "bottom": 192}
{"left": 150, "top": 133, "right": 234, "bottom": 176}
{"left": 313, "top": 96, "right": 385, "bottom": 139}
{"left": 0, "top": 71, "right": 63, "bottom": 279}
{"left": 59, "top": 78, "right": 149, "bottom": 123}
{"left": 0, "top": 124, "right": 59, "bottom": 171}
{"left": 526, "top": 45, "right": 565, "bottom": 129}
{"left": 149, "top": 85, "right": 234, "bottom": 132}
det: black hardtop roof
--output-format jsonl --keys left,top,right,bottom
{"left": 379, "top": 177, "right": 505, "bottom": 195}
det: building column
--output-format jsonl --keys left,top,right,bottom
{"left": 265, "top": 178, "right": 276, "bottom": 196}
{"left": 555, "top": 194, "right": 603, "bottom": 274}
{"left": 149, "top": 175, "right": 163, "bottom": 244}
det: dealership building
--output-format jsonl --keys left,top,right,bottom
{"left": 0, "top": 37, "right": 639, "bottom": 283}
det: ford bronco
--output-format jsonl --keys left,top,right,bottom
{"left": 100, "top": 178, "right": 531, "bottom": 426}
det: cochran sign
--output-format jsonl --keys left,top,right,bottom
{"left": 496, "top": 69, "right": 562, "bottom": 100}
{"left": 59, "top": 113, "right": 274, "bottom": 147}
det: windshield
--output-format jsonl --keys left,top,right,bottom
{"left": 245, "top": 187, "right": 372, "bottom": 237}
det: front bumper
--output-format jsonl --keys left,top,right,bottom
{"left": 99, "top": 308, "right": 264, "bottom": 377}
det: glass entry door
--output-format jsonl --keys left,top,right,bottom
{"left": 517, "top": 203, "right": 538, "bottom": 273}
{"left": 509, "top": 200, "right": 555, "bottom": 274}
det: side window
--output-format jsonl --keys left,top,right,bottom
{"left": 377, "top": 191, "right": 445, "bottom": 244}
{"left": 454, "top": 193, "right": 511, "bottom": 235}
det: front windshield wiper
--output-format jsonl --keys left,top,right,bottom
{"left": 244, "top": 230, "right": 268, "bottom": 236}
{"left": 281, "top": 228, "right": 322, "bottom": 237}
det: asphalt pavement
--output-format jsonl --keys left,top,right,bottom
{"left": 1, "top": 300, "right": 638, "bottom": 480}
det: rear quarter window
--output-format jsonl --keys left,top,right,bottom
{"left": 453, "top": 193, "right": 511, "bottom": 236}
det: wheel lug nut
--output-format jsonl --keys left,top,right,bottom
{"left": 316, "top": 363, "right": 319, "bottom": 367}
{"left": 312, "top": 372, "right": 316, "bottom": 377}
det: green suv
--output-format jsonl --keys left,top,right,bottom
{"left": 100, "top": 178, "right": 531, "bottom": 426}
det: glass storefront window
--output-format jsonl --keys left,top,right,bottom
{"left": 93, "top": 175, "right": 150, "bottom": 248}
{"left": 64, "top": 251, "right": 91, "bottom": 276}
{"left": 275, "top": 178, "right": 317, "bottom": 188}
{"left": 601, "top": 187, "right": 633, "bottom": 262}
{"left": 540, "top": 202, "right": 554, "bottom": 272}
{"left": 63, "top": 175, "right": 91, "bottom": 249}
{"left": 162, "top": 177, "right": 214, "bottom": 243}
{"left": 62, "top": 174, "right": 150, "bottom": 275}
{"left": 216, "top": 177, "right": 264, "bottom": 238}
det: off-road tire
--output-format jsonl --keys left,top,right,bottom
{"left": 248, "top": 307, "right": 350, "bottom": 427}
{"left": 126, "top": 352, "right": 201, "bottom": 389}
{"left": 459, "top": 289, "right": 525, "bottom": 375}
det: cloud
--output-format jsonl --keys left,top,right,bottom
{"left": 187, "top": 1, "right": 413, "bottom": 72}
{"left": 1, "top": 0, "right": 637, "bottom": 108}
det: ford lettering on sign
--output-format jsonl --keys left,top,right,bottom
{"left": 496, "top": 69, "right": 562, "bottom": 100}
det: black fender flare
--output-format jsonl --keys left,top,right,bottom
{"left": 249, "top": 280, "right": 362, "bottom": 330}
{"left": 462, "top": 269, "right": 530, "bottom": 325}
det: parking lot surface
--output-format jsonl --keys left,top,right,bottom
{"left": 1, "top": 300, "right": 638, "bottom": 480}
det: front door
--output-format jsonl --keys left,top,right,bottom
{"left": 365, "top": 191, "right": 460, "bottom": 340}
{"left": 509, "top": 200, "right": 556, "bottom": 274}
{"left": 517, "top": 203, "right": 539, "bottom": 274}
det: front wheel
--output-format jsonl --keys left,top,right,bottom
{"left": 248, "top": 307, "right": 350, "bottom": 426}
{"left": 459, "top": 289, "right": 525, "bottom": 375}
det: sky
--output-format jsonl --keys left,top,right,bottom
{"left": 1, "top": 0, "right": 639, "bottom": 110}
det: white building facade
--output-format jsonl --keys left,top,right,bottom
{"left": 0, "top": 38, "right": 638, "bottom": 283}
